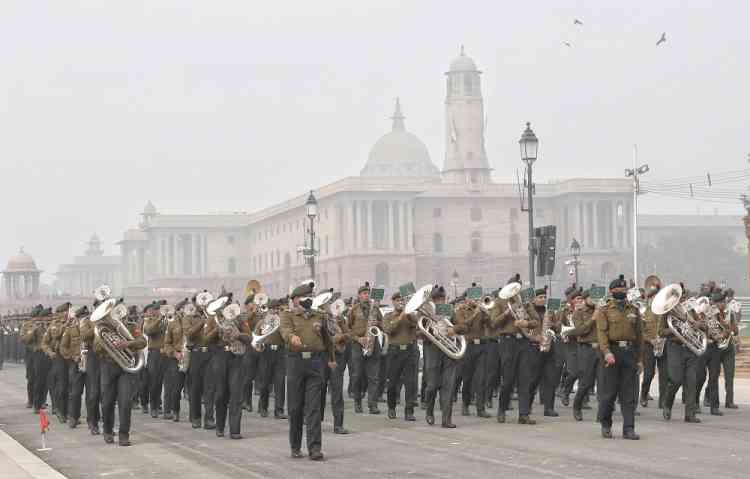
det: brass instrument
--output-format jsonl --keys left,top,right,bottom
{"left": 90, "top": 298, "right": 145, "bottom": 373}
{"left": 652, "top": 284, "right": 707, "bottom": 356}
{"left": 219, "top": 302, "right": 246, "bottom": 356}
{"left": 706, "top": 305, "right": 732, "bottom": 350}
{"left": 627, "top": 287, "right": 648, "bottom": 316}
{"left": 178, "top": 304, "right": 196, "bottom": 372}
{"left": 499, "top": 282, "right": 540, "bottom": 343}
{"left": 94, "top": 284, "right": 112, "bottom": 302}
{"left": 363, "top": 296, "right": 387, "bottom": 357}
{"left": 251, "top": 312, "right": 280, "bottom": 351}
{"left": 254, "top": 293, "right": 270, "bottom": 313}
{"left": 480, "top": 294, "right": 496, "bottom": 311}
{"left": 406, "top": 284, "right": 466, "bottom": 360}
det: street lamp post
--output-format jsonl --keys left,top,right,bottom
{"left": 451, "top": 270, "right": 459, "bottom": 299}
{"left": 519, "top": 122, "right": 539, "bottom": 288}
{"left": 570, "top": 238, "right": 581, "bottom": 285}
{"left": 304, "top": 190, "right": 319, "bottom": 282}
{"left": 624, "top": 145, "right": 649, "bottom": 287}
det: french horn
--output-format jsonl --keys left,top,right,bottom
{"left": 406, "top": 284, "right": 466, "bottom": 360}
{"left": 90, "top": 298, "right": 145, "bottom": 373}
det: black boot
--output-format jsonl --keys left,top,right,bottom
{"left": 425, "top": 407, "right": 435, "bottom": 426}
{"left": 441, "top": 411, "right": 456, "bottom": 429}
{"left": 404, "top": 409, "right": 416, "bottom": 421}
{"left": 710, "top": 408, "right": 723, "bottom": 416}
{"left": 354, "top": 400, "right": 363, "bottom": 414}
{"left": 387, "top": 408, "right": 396, "bottom": 419}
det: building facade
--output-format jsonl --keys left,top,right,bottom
{"left": 114, "top": 49, "right": 635, "bottom": 299}
{"left": 56, "top": 234, "right": 122, "bottom": 297}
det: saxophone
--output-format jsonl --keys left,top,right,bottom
{"left": 362, "top": 299, "right": 386, "bottom": 357}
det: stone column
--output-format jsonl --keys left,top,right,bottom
{"left": 744, "top": 213, "right": 750, "bottom": 291}
{"left": 579, "top": 202, "right": 585, "bottom": 245}
{"left": 388, "top": 200, "right": 395, "bottom": 250}
{"left": 592, "top": 201, "right": 599, "bottom": 250}
{"left": 610, "top": 201, "right": 617, "bottom": 249}
{"left": 404, "top": 201, "right": 413, "bottom": 251}
{"left": 368, "top": 200, "right": 375, "bottom": 250}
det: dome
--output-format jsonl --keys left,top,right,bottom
{"left": 143, "top": 200, "right": 157, "bottom": 216}
{"left": 4, "top": 248, "right": 40, "bottom": 272}
{"left": 360, "top": 99, "right": 439, "bottom": 178}
{"left": 448, "top": 46, "right": 478, "bottom": 72}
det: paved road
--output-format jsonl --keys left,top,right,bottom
{"left": 1, "top": 363, "right": 749, "bottom": 479}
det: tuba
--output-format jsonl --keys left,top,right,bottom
{"left": 652, "top": 284, "right": 707, "bottom": 356}
{"left": 499, "top": 282, "right": 540, "bottom": 342}
{"left": 254, "top": 292, "right": 270, "bottom": 313}
{"left": 480, "top": 294, "right": 495, "bottom": 311}
{"left": 407, "top": 284, "right": 466, "bottom": 360}
{"left": 90, "top": 298, "right": 145, "bottom": 373}
{"left": 217, "top": 301, "right": 246, "bottom": 356}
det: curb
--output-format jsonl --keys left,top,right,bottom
{"left": 0, "top": 428, "right": 67, "bottom": 479}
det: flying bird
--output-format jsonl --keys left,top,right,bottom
{"left": 656, "top": 32, "right": 667, "bottom": 46}
{"left": 574, "top": 19, "right": 583, "bottom": 25}
{"left": 564, "top": 41, "right": 572, "bottom": 48}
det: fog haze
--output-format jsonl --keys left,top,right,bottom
{"left": 1, "top": 1, "right": 748, "bottom": 280}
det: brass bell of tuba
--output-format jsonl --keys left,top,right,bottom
{"left": 406, "top": 284, "right": 466, "bottom": 360}
{"left": 651, "top": 284, "right": 707, "bottom": 356}
{"left": 90, "top": 298, "right": 145, "bottom": 373}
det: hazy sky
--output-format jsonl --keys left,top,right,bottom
{"left": 2, "top": 1, "right": 748, "bottom": 281}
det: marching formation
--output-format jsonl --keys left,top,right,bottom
{"left": 5, "top": 273, "right": 742, "bottom": 460}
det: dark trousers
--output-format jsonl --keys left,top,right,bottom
{"left": 259, "top": 346, "right": 286, "bottom": 415}
{"left": 561, "top": 340, "right": 579, "bottom": 397}
{"left": 137, "top": 364, "right": 149, "bottom": 409}
{"left": 518, "top": 342, "right": 541, "bottom": 416}
{"left": 321, "top": 351, "right": 346, "bottom": 428}
{"left": 573, "top": 343, "right": 599, "bottom": 411}
{"left": 163, "top": 357, "right": 185, "bottom": 415}
{"left": 656, "top": 352, "right": 668, "bottom": 408}
{"left": 599, "top": 344, "right": 638, "bottom": 432}
{"left": 287, "top": 353, "right": 324, "bottom": 453}
{"left": 67, "top": 361, "right": 85, "bottom": 421}
{"left": 100, "top": 360, "right": 134, "bottom": 435}
{"left": 497, "top": 336, "right": 521, "bottom": 415}
{"left": 376, "top": 352, "right": 388, "bottom": 399}
{"left": 699, "top": 345, "right": 722, "bottom": 408}
{"left": 351, "top": 342, "right": 381, "bottom": 407}
{"left": 423, "top": 342, "right": 457, "bottom": 418}
{"left": 242, "top": 349, "right": 260, "bottom": 407}
{"left": 188, "top": 349, "right": 213, "bottom": 423}
{"left": 33, "top": 351, "right": 50, "bottom": 410}
{"left": 147, "top": 349, "right": 165, "bottom": 412}
{"left": 664, "top": 340, "right": 698, "bottom": 417}
{"left": 386, "top": 344, "right": 418, "bottom": 413}
{"left": 532, "top": 343, "right": 563, "bottom": 412}
{"left": 84, "top": 350, "right": 101, "bottom": 427}
{"left": 213, "top": 351, "right": 244, "bottom": 435}
{"left": 485, "top": 341, "right": 501, "bottom": 400}
{"left": 50, "top": 356, "right": 69, "bottom": 418}
{"left": 641, "top": 343, "right": 657, "bottom": 401}
{"left": 721, "top": 345, "right": 736, "bottom": 406}
{"left": 25, "top": 349, "right": 34, "bottom": 405}
{"left": 460, "top": 342, "right": 487, "bottom": 412}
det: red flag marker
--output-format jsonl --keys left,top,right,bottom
{"left": 38, "top": 409, "right": 51, "bottom": 451}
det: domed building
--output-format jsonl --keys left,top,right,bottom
{"left": 2, "top": 248, "right": 42, "bottom": 300}
{"left": 56, "top": 234, "right": 122, "bottom": 297}
{"left": 115, "top": 48, "right": 634, "bottom": 298}
{"left": 360, "top": 99, "right": 439, "bottom": 178}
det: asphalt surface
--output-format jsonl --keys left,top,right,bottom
{"left": 1, "top": 362, "right": 749, "bottom": 479}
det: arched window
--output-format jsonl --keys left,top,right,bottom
{"left": 471, "top": 232, "right": 482, "bottom": 253}
{"left": 433, "top": 233, "right": 444, "bottom": 253}
{"left": 227, "top": 257, "right": 237, "bottom": 274}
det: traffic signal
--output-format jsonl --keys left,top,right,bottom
{"left": 534, "top": 225, "right": 557, "bottom": 276}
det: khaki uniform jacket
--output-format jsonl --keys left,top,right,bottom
{"left": 144, "top": 315, "right": 166, "bottom": 350}
{"left": 162, "top": 316, "right": 190, "bottom": 358}
{"left": 42, "top": 318, "right": 65, "bottom": 358}
{"left": 489, "top": 298, "right": 518, "bottom": 336}
{"left": 21, "top": 320, "right": 43, "bottom": 352}
{"left": 279, "top": 306, "right": 334, "bottom": 362}
{"left": 383, "top": 310, "right": 417, "bottom": 346}
{"left": 60, "top": 324, "right": 82, "bottom": 362}
{"left": 453, "top": 303, "right": 483, "bottom": 341}
{"left": 348, "top": 301, "right": 383, "bottom": 339}
{"left": 642, "top": 297, "right": 660, "bottom": 343}
{"left": 568, "top": 306, "right": 597, "bottom": 343}
{"left": 595, "top": 300, "right": 643, "bottom": 357}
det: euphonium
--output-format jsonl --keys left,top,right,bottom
{"left": 706, "top": 305, "right": 732, "bottom": 350}
{"left": 406, "top": 284, "right": 466, "bottom": 360}
{"left": 651, "top": 284, "right": 707, "bottom": 356}
{"left": 251, "top": 310, "right": 280, "bottom": 351}
{"left": 90, "top": 299, "right": 145, "bottom": 373}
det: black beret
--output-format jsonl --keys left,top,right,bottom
{"left": 507, "top": 273, "right": 521, "bottom": 285}
{"left": 93, "top": 299, "right": 102, "bottom": 308}
{"left": 128, "top": 305, "right": 138, "bottom": 316}
{"left": 142, "top": 302, "right": 160, "bottom": 314}
{"left": 431, "top": 286, "right": 446, "bottom": 300}
{"left": 391, "top": 291, "right": 402, "bottom": 301}
{"left": 711, "top": 290, "right": 726, "bottom": 303}
{"left": 175, "top": 298, "right": 189, "bottom": 311}
{"left": 55, "top": 302, "right": 72, "bottom": 314}
{"left": 291, "top": 283, "right": 314, "bottom": 299}
{"left": 75, "top": 306, "right": 89, "bottom": 318}
{"left": 534, "top": 288, "right": 546, "bottom": 297}
{"left": 358, "top": 282, "right": 371, "bottom": 294}
{"left": 564, "top": 284, "right": 578, "bottom": 298}
{"left": 39, "top": 307, "right": 53, "bottom": 317}
{"left": 268, "top": 298, "right": 284, "bottom": 309}
{"left": 609, "top": 274, "right": 627, "bottom": 290}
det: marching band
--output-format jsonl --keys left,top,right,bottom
{"left": 2, "top": 273, "right": 743, "bottom": 458}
